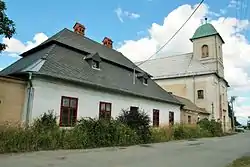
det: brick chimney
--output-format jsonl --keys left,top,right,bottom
{"left": 102, "top": 37, "right": 113, "bottom": 48}
{"left": 73, "top": 22, "right": 85, "bottom": 36}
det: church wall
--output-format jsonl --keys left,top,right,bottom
{"left": 155, "top": 75, "right": 215, "bottom": 112}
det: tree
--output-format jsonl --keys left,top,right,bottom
{"left": 117, "top": 108, "right": 151, "bottom": 143}
{"left": 0, "top": 0, "right": 15, "bottom": 52}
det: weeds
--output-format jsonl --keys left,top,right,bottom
{"left": 0, "top": 112, "right": 225, "bottom": 153}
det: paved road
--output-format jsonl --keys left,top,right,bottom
{"left": 1, "top": 132, "right": 250, "bottom": 167}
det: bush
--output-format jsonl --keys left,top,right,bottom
{"left": 197, "top": 118, "right": 223, "bottom": 137}
{"left": 0, "top": 113, "right": 140, "bottom": 153}
{"left": 117, "top": 109, "right": 151, "bottom": 143}
{"left": 150, "top": 125, "right": 173, "bottom": 142}
{"left": 74, "top": 118, "right": 140, "bottom": 148}
{"left": 0, "top": 112, "right": 227, "bottom": 154}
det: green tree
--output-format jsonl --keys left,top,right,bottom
{"left": 117, "top": 108, "right": 151, "bottom": 143}
{"left": 0, "top": 0, "right": 15, "bottom": 52}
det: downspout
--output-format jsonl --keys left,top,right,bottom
{"left": 25, "top": 72, "right": 33, "bottom": 126}
{"left": 193, "top": 75, "right": 196, "bottom": 104}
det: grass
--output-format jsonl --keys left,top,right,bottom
{"left": 227, "top": 156, "right": 250, "bottom": 167}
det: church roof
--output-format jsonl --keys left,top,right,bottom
{"left": 190, "top": 23, "right": 225, "bottom": 43}
{"left": 136, "top": 53, "right": 229, "bottom": 87}
{"left": 136, "top": 53, "right": 215, "bottom": 79}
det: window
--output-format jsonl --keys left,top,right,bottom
{"left": 188, "top": 115, "right": 191, "bottom": 124}
{"left": 99, "top": 102, "right": 112, "bottom": 120}
{"left": 169, "top": 111, "right": 174, "bottom": 125}
{"left": 92, "top": 60, "right": 100, "bottom": 69}
{"left": 60, "top": 96, "right": 78, "bottom": 127}
{"left": 153, "top": 109, "right": 160, "bottom": 127}
{"left": 201, "top": 45, "right": 209, "bottom": 58}
{"left": 143, "top": 78, "right": 148, "bottom": 85}
{"left": 197, "top": 90, "right": 204, "bottom": 99}
{"left": 130, "top": 106, "right": 139, "bottom": 112}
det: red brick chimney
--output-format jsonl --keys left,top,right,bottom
{"left": 102, "top": 37, "right": 113, "bottom": 48}
{"left": 73, "top": 22, "right": 85, "bottom": 36}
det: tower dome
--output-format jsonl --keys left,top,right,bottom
{"left": 190, "top": 23, "right": 224, "bottom": 43}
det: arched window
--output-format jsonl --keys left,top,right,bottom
{"left": 201, "top": 44, "right": 209, "bottom": 58}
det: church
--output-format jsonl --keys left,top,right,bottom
{"left": 138, "top": 21, "right": 231, "bottom": 131}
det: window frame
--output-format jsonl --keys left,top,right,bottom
{"left": 169, "top": 111, "right": 174, "bottom": 125}
{"left": 99, "top": 101, "right": 112, "bottom": 120}
{"left": 59, "top": 96, "right": 78, "bottom": 127}
{"left": 153, "top": 109, "right": 160, "bottom": 127}
{"left": 197, "top": 90, "right": 204, "bottom": 99}
{"left": 201, "top": 44, "right": 209, "bottom": 58}
{"left": 188, "top": 115, "right": 191, "bottom": 124}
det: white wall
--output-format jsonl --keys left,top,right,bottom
{"left": 30, "top": 78, "right": 181, "bottom": 126}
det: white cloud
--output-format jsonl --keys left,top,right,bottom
{"left": 116, "top": 3, "right": 250, "bottom": 119}
{"left": 2, "top": 33, "right": 48, "bottom": 56}
{"left": 0, "top": 68, "right": 2, "bottom": 71}
{"left": 114, "top": 7, "right": 140, "bottom": 23}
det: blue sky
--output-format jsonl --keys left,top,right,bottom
{"left": 1, "top": 0, "right": 250, "bottom": 124}
{"left": 0, "top": 0, "right": 240, "bottom": 68}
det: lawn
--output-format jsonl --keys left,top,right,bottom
{"left": 227, "top": 156, "right": 250, "bottom": 167}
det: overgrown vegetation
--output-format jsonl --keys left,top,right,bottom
{"left": 226, "top": 156, "right": 250, "bottom": 167}
{"left": 0, "top": 110, "right": 226, "bottom": 153}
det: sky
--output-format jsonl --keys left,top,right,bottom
{"left": 1, "top": 0, "right": 250, "bottom": 125}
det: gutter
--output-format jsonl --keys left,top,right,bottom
{"left": 25, "top": 72, "right": 34, "bottom": 126}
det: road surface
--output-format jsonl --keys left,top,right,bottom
{"left": 0, "top": 131, "right": 250, "bottom": 167}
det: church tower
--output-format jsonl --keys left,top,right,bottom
{"left": 190, "top": 18, "right": 225, "bottom": 78}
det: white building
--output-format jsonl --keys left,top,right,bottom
{"left": 0, "top": 22, "right": 182, "bottom": 127}
{"left": 137, "top": 21, "right": 231, "bottom": 131}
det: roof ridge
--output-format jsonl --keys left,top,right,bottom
{"left": 136, "top": 52, "right": 193, "bottom": 64}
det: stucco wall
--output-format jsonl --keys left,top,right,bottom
{"left": 154, "top": 74, "right": 231, "bottom": 131}
{"left": 29, "top": 78, "right": 181, "bottom": 126}
{"left": 0, "top": 76, "right": 26, "bottom": 125}
{"left": 180, "top": 109, "right": 209, "bottom": 124}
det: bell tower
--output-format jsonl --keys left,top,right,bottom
{"left": 190, "top": 18, "right": 225, "bottom": 78}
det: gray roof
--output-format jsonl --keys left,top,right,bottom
{"left": 136, "top": 53, "right": 216, "bottom": 80}
{"left": 173, "top": 95, "right": 209, "bottom": 114}
{"left": 0, "top": 28, "right": 182, "bottom": 105}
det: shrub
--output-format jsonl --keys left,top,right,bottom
{"left": 150, "top": 125, "right": 173, "bottom": 142}
{"left": 172, "top": 124, "right": 202, "bottom": 140}
{"left": 74, "top": 118, "right": 140, "bottom": 148}
{"left": 197, "top": 118, "right": 223, "bottom": 137}
{"left": 117, "top": 109, "right": 151, "bottom": 143}
{"left": 32, "top": 111, "right": 58, "bottom": 131}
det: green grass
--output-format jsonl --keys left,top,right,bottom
{"left": 227, "top": 156, "right": 250, "bottom": 167}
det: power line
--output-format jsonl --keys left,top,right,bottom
{"left": 136, "top": 0, "right": 205, "bottom": 67}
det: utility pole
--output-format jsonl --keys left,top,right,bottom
{"left": 230, "top": 96, "right": 237, "bottom": 131}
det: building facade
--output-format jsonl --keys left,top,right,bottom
{"left": 0, "top": 23, "right": 183, "bottom": 127}
{"left": 138, "top": 22, "right": 230, "bottom": 131}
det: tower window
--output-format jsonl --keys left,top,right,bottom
{"left": 201, "top": 45, "right": 209, "bottom": 58}
{"left": 197, "top": 90, "right": 204, "bottom": 99}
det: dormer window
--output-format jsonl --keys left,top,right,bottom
{"left": 92, "top": 60, "right": 100, "bottom": 69}
{"left": 137, "top": 72, "right": 150, "bottom": 86}
{"left": 143, "top": 78, "right": 148, "bottom": 85}
{"left": 85, "top": 52, "right": 102, "bottom": 70}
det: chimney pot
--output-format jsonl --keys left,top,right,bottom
{"left": 73, "top": 22, "right": 85, "bottom": 36}
{"left": 102, "top": 37, "right": 113, "bottom": 48}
